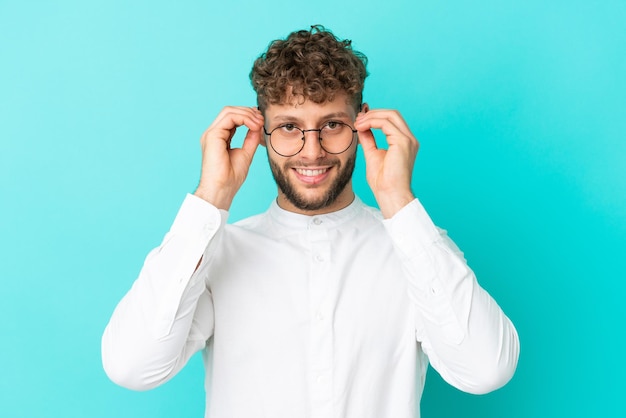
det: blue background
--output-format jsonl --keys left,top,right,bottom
{"left": 1, "top": 0, "right": 624, "bottom": 417}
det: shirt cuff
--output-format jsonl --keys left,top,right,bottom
{"left": 382, "top": 198, "right": 442, "bottom": 259}
{"left": 170, "top": 193, "right": 229, "bottom": 237}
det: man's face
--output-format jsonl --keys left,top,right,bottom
{"left": 263, "top": 93, "right": 359, "bottom": 215}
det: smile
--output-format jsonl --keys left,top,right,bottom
{"left": 295, "top": 168, "right": 329, "bottom": 176}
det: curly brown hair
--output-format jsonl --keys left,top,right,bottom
{"left": 250, "top": 25, "right": 368, "bottom": 112}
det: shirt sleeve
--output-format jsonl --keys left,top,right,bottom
{"left": 383, "top": 198, "right": 520, "bottom": 394}
{"left": 101, "top": 194, "right": 227, "bottom": 390}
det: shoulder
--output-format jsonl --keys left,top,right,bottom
{"left": 359, "top": 202, "right": 384, "bottom": 222}
{"left": 343, "top": 198, "right": 386, "bottom": 235}
{"left": 351, "top": 197, "right": 385, "bottom": 223}
{"left": 232, "top": 211, "right": 266, "bottom": 227}
{"left": 227, "top": 210, "right": 273, "bottom": 236}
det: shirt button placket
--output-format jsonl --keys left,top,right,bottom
{"left": 308, "top": 220, "right": 333, "bottom": 418}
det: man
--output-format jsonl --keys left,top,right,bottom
{"left": 102, "top": 26, "right": 519, "bottom": 418}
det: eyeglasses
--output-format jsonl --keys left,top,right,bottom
{"left": 263, "top": 121, "right": 357, "bottom": 157}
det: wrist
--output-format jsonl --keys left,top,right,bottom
{"left": 376, "top": 190, "right": 415, "bottom": 219}
{"left": 193, "top": 184, "right": 235, "bottom": 211}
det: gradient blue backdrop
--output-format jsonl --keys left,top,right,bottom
{"left": 1, "top": 0, "right": 624, "bottom": 417}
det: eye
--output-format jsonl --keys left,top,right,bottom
{"left": 279, "top": 123, "right": 299, "bottom": 133}
{"left": 324, "top": 121, "right": 342, "bottom": 130}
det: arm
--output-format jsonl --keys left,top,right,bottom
{"left": 355, "top": 108, "right": 519, "bottom": 393}
{"left": 101, "top": 106, "right": 264, "bottom": 390}
{"left": 101, "top": 196, "right": 224, "bottom": 390}
{"left": 384, "top": 199, "right": 519, "bottom": 394}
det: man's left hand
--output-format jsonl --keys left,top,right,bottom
{"left": 355, "top": 109, "right": 419, "bottom": 218}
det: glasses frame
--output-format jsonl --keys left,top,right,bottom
{"left": 263, "top": 121, "right": 358, "bottom": 157}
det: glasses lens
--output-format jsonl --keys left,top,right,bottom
{"left": 269, "top": 125, "right": 304, "bottom": 157}
{"left": 319, "top": 122, "right": 354, "bottom": 154}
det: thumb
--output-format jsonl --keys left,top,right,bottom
{"left": 241, "top": 128, "right": 262, "bottom": 160}
{"left": 357, "top": 129, "right": 378, "bottom": 158}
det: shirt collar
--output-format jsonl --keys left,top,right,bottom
{"left": 268, "top": 195, "right": 364, "bottom": 231}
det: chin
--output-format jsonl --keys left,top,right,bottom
{"left": 269, "top": 149, "right": 357, "bottom": 212}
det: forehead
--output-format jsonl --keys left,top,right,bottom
{"left": 264, "top": 92, "right": 356, "bottom": 123}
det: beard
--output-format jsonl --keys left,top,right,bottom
{"left": 268, "top": 150, "right": 357, "bottom": 212}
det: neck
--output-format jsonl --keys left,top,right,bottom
{"left": 276, "top": 187, "right": 356, "bottom": 216}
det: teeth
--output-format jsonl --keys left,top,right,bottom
{"left": 296, "top": 168, "right": 328, "bottom": 176}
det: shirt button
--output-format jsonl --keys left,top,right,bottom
{"left": 316, "top": 311, "right": 324, "bottom": 321}
{"left": 315, "top": 254, "right": 324, "bottom": 262}
{"left": 312, "top": 218, "right": 323, "bottom": 226}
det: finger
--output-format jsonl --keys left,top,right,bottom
{"left": 241, "top": 128, "right": 262, "bottom": 159}
{"left": 237, "top": 112, "right": 264, "bottom": 151}
{"left": 355, "top": 113, "right": 406, "bottom": 139}
{"left": 204, "top": 107, "right": 264, "bottom": 144}
{"left": 357, "top": 109, "right": 408, "bottom": 130}
{"left": 357, "top": 117, "right": 418, "bottom": 153}
{"left": 227, "top": 127, "right": 237, "bottom": 144}
{"left": 357, "top": 128, "right": 379, "bottom": 159}
{"left": 209, "top": 106, "right": 263, "bottom": 132}
{"left": 356, "top": 111, "right": 420, "bottom": 159}
{"left": 355, "top": 109, "right": 413, "bottom": 139}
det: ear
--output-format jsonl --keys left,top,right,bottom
{"left": 257, "top": 107, "right": 267, "bottom": 147}
{"left": 359, "top": 102, "right": 370, "bottom": 114}
{"left": 258, "top": 124, "right": 267, "bottom": 147}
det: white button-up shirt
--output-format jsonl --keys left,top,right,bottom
{"left": 102, "top": 195, "right": 519, "bottom": 418}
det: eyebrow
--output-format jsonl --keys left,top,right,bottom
{"left": 272, "top": 111, "right": 352, "bottom": 124}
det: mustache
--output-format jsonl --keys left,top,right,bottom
{"left": 284, "top": 157, "right": 340, "bottom": 168}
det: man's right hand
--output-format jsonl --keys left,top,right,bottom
{"left": 194, "top": 106, "right": 264, "bottom": 210}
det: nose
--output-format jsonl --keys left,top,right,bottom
{"left": 299, "top": 129, "right": 326, "bottom": 159}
